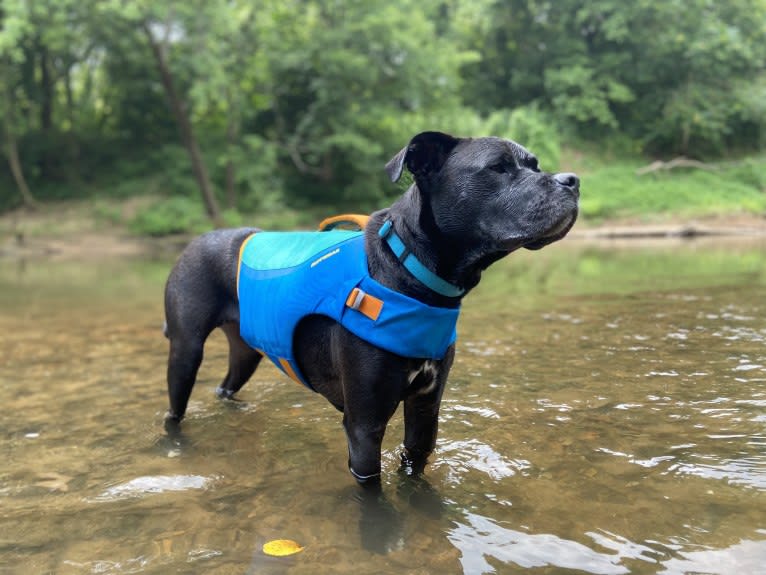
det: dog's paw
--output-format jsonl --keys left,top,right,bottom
{"left": 215, "top": 386, "right": 237, "bottom": 400}
{"left": 349, "top": 463, "right": 382, "bottom": 487}
{"left": 163, "top": 411, "right": 183, "bottom": 435}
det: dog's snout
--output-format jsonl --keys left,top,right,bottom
{"left": 554, "top": 172, "right": 579, "bottom": 190}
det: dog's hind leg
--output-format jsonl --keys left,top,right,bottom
{"left": 162, "top": 227, "right": 252, "bottom": 427}
{"left": 163, "top": 274, "right": 220, "bottom": 425}
{"left": 165, "top": 334, "right": 206, "bottom": 424}
{"left": 216, "top": 323, "right": 263, "bottom": 400}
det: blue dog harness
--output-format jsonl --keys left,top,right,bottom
{"left": 237, "top": 229, "right": 460, "bottom": 389}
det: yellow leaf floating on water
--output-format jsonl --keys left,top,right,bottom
{"left": 263, "top": 539, "right": 304, "bottom": 557}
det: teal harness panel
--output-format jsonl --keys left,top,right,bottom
{"left": 237, "top": 231, "right": 460, "bottom": 389}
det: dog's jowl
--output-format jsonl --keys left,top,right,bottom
{"left": 162, "top": 131, "right": 579, "bottom": 485}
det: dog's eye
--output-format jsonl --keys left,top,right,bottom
{"left": 488, "top": 162, "right": 511, "bottom": 174}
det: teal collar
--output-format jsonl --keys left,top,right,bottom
{"left": 378, "top": 220, "right": 465, "bottom": 298}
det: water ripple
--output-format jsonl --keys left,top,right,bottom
{"left": 712, "top": 326, "right": 766, "bottom": 342}
{"left": 596, "top": 447, "right": 676, "bottom": 469}
{"left": 657, "top": 537, "right": 766, "bottom": 574}
{"left": 90, "top": 474, "right": 219, "bottom": 502}
{"left": 449, "top": 513, "right": 766, "bottom": 575}
{"left": 667, "top": 456, "right": 766, "bottom": 490}
{"left": 447, "top": 404, "right": 501, "bottom": 419}
{"left": 63, "top": 556, "right": 153, "bottom": 574}
{"left": 448, "top": 513, "right": 635, "bottom": 574}
{"left": 436, "top": 439, "right": 530, "bottom": 481}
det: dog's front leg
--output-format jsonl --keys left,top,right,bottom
{"left": 338, "top": 344, "right": 406, "bottom": 486}
{"left": 343, "top": 415, "right": 391, "bottom": 486}
{"left": 401, "top": 348, "right": 454, "bottom": 475}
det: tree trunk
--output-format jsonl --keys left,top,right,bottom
{"left": 40, "top": 44, "right": 53, "bottom": 133}
{"left": 5, "top": 127, "right": 38, "bottom": 210}
{"left": 4, "top": 87, "right": 38, "bottom": 209}
{"left": 64, "top": 64, "right": 82, "bottom": 182}
{"left": 39, "top": 42, "right": 54, "bottom": 179}
{"left": 142, "top": 24, "right": 223, "bottom": 227}
{"left": 225, "top": 114, "right": 238, "bottom": 210}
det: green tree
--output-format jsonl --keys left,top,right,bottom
{"left": 460, "top": 0, "right": 766, "bottom": 156}
{"left": 182, "top": 0, "right": 277, "bottom": 211}
{"left": 96, "top": 0, "right": 230, "bottom": 225}
{"left": 3, "top": 0, "right": 765, "bottom": 219}
{"left": 1, "top": 0, "right": 37, "bottom": 208}
{"left": 262, "top": 0, "right": 476, "bottom": 208}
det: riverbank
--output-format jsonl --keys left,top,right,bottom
{"left": 1, "top": 199, "right": 764, "bottom": 261}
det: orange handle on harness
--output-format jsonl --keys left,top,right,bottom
{"left": 318, "top": 214, "right": 370, "bottom": 231}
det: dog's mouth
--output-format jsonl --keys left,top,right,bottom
{"left": 523, "top": 211, "right": 578, "bottom": 251}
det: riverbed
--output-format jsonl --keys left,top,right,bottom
{"left": 1, "top": 237, "right": 765, "bottom": 574}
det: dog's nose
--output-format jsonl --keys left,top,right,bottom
{"left": 554, "top": 172, "right": 579, "bottom": 189}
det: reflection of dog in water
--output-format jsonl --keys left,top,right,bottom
{"left": 162, "top": 131, "right": 579, "bottom": 485}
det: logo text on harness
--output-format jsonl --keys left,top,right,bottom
{"left": 311, "top": 248, "right": 341, "bottom": 268}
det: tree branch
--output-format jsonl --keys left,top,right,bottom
{"left": 636, "top": 157, "right": 716, "bottom": 175}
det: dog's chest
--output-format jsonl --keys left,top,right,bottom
{"left": 407, "top": 360, "right": 439, "bottom": 395}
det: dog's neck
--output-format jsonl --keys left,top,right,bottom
{"left": 365, "top": 185, "right": 492, "bottom": 308}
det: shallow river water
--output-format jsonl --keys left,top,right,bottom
{"left": 1, "top": 236, "right": 765, "bottom": 574}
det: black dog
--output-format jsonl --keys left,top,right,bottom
{"left": 163, "top": 131, "right": 579, "bottom": 485}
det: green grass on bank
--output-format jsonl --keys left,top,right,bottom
{"left": 578, "top": 153, "right": 766, "bottom": 223}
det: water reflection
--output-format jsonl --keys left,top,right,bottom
{"left": 450, "top": 514, "right": 766, "bottom": 575}
{"left": 656, "top": 535, "right": 766, "bottom": 574}
{"left": 668, "top": 456, "right": 766, "bottom": 490}
{"left": 91, "top": 474, "right": 219, "bottom": 501}
{"left": 449, "top": 513, "right": 637, "bottom": 574}
{"left": 436, "top": 438, "right": 531, "bottom": 482}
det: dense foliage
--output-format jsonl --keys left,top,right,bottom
{"left": 2, "top": 0, "right": 765, "bottom": 220}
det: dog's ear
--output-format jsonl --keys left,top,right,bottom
{"left": 385, "top": 131, "right": 460, "bottom": 183}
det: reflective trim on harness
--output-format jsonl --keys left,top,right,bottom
{"left": 345, "top": 287, "right": 383, "bottom": 321}
{"left": 278, "top": 358, "right": 302, "bottom": 384}
{"left": 237, "top": 233, "right": 258, "bottom": 299}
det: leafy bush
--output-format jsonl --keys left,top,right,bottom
{"left": 128, "top": 196, "right": 210, "bottom": 236}
{"left": 216, "top": 135, "right": 282, "bottom": 213}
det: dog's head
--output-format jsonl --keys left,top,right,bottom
{"left": 386, "top": 131, "right": 579, "bottom": 255}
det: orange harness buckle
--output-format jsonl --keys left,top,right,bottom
{"left": 345, "top": 287, "right": 383, "bottom": 321}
